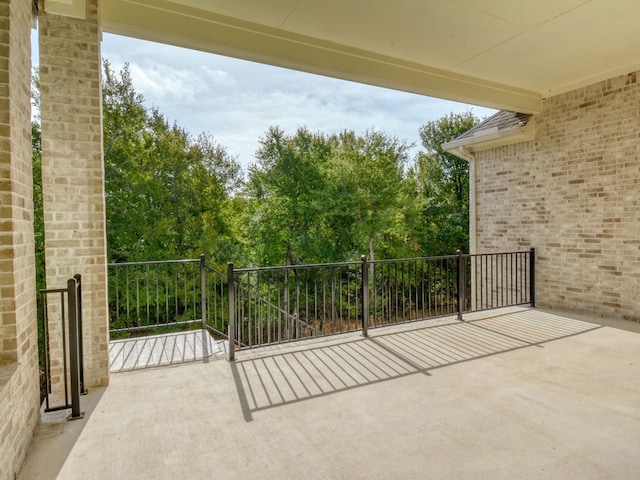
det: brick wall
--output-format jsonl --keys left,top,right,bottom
{"left": 39, "top": 0, "right": 109, "bottom": 387}
{"left": 0, "top": 0, "right": 40, "bottom": 478}
{"left": 475, "top": 72, "right": 640, "bottom": 321}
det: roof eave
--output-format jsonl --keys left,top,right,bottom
{"left": 442, "top": 119, "right": 535, "bottom": 160}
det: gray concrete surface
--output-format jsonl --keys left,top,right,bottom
{"left": 19, "top": 307, "right": 640, "bottom": 479}
{"left": 109, "top": 329, "right": 226, "bottom": 372}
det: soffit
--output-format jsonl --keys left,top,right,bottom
{"left": 100, "top": 0, "right": 640, "bottom": 114}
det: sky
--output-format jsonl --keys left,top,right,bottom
{"left": 33, "top": 31, "right": 496, "bottom": 171}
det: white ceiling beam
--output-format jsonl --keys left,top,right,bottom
{"left": 45, "top": 0, "right": 86, "bottom": 19}
{"left": 101, "top": 0, "right": 542, "bottom": 113}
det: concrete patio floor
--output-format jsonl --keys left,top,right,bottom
{"left": 19, "top": 307, "right": 640, "bottom": 479}
{"left": 109, "top": 329, "right": 226, "bottom": 372}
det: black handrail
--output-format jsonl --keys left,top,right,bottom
{"left": 107, "top": 249, "right": 536, "bottom": 362}
{"left": 39, "top": 274, "right": 84, "bottom": 419}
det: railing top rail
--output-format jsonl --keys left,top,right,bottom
{"left": 107, "top": 258, "right": 201, "bottom": 268}
{"left": 467, "top": 250, "right": 532, "bottom": 257}
{"left": 106, "top": 249, "right": 534, "bottom": 271}
{"left": 370, "top": 250, "right": 533, "bottom": 264}
{"left": 370, "top": 254, "right": 458, "bottom": 264}
{"left": 235, "top": 260, "right": 361, "bottom": 274}
{"left": 40, "top": 288, "right": 67, "bottom": 294}
{"left": 234, "top": 250, "right": 534, "bottom": 273}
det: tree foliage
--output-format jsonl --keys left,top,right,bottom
{"left": 245, "top": 127, "right": 331, "bottom": 265}
{"left": 32, "top": 111, "right": 44, "bottom": 292}
{"left": 323, "top": 130, "right": 410, "bottom": 262}
{"left": 32, "top": 61, "right": 480, "bottom": 270}
{"left": 410, "top": 111, "right": 480, "bottom": 255}
{"left": 102, "top": 61, "right": 242, "bottom": 265}
{"left": 244, "top": 128, "right": 414, "bottom": 265}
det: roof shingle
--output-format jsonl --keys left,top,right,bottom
{"left": 455, "top": 111, "right": 532, "bottom": 142}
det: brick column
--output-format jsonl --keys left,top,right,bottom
{"left": 0, "top": 1, "right": 40, "bottom": 477}
{"left": 39, "top": 0, "right": 109, "bottom": 387}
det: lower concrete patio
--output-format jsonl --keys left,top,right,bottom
{"left": 19, "top": 307, "right": 640, "bottom": 479}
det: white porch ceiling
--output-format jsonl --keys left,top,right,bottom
{"left": 100, "top": 0, "right": 640, "bottom": 114}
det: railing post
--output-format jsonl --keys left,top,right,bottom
{"left": 67, "top": 278, "right": 84, "bottom": 420}
{"left": 457, "top": 250, "right": 464, "bottom": 321}
{"left": 73, "top": 274, "right": 86, "bottom": 395}
{"left": 200, "top": 254, "right": 207, "bottom": 329}
{"left": 227, "top": 262, "right": 235, "bottom": 362}
{"left": 529, "top": 247, "right": 536, "bottom": 307}
{"left": 361, "top": 255, "right": 369, "bottom": 338}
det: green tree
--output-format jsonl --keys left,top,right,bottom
{"left": 245, "top": 128, "right": 415, "bottom": 265}
{"left": 31, "top": 69, "right": 45, "bottom": 292}
{"left": 411, "top": 111, "right": 480, "bottom": 255}
{"left": 324, "top": 130, "right": 410, "bottom": 262}
{"left": 102, "top": 61, "right": 148, "bottom": 261}
{"left": 189, "top": 133, "right": 243, "bottom": 264}
{"left": 245, "top": 127, "right": 331, "bottom": 266}
{"left": 102, "top": 61, "right": 242, "bottom": 264}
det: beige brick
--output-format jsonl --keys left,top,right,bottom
{"left": 0, "top": 1, "right": 40, "bottom": 478}
{"left": 475, "top": 71, "right": 640, "bottom": 322}
{"left": 39, "top": 0, "right": 109, "bottom": 392}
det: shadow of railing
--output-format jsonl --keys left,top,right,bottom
{"left": 109, "top": 329, "right": 226, "bottom": 372}
{"left": 231, "top": 308, "right": 600, "bottom": 421}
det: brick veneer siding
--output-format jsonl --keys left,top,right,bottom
{"left": 39, "top": 0, "right": 109, "bottom": 388}
{"left": 475, "top": 72, "right": 640, "bottom": 321}
{"left": 0, "top": 0, "right": 40, "bottom": 478}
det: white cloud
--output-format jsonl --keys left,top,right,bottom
{"left": 200, "top": 65, "right": 238, "bottom": 89}
{"left": 128, "top": 64, "right": 206, "bottom": 104}
{"left": 100, "top": 33, "right": 496, "bottom": 171}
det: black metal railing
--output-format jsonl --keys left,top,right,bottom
{"left": 107, "top": 249, "right": 535, "bottom": 361}
{"left": 368, "top": 254, "right": 461, "bottom": 328}
{"left": 202, "top": 263, "right": 230, "bottom": 339}
{"left": 39, "top": 274, "right": 84, "bottom": 419}
{"left": 466, "top": 249, "right": 535, "bottom": 312}
{"left": 229, "top": 260, "right": 363, "bottom": 351}
{"left": 225, "top": 249, "right": 534, "bottom": 359}
{"left": 107, "top": 257, "right": 206, "bottom": 335}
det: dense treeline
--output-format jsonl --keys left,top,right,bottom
{"left": 32, "top": 62, "right": 480, "bottom": 275}
{"left": 102, "top": 62, "right": 243, "bottom": 265}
